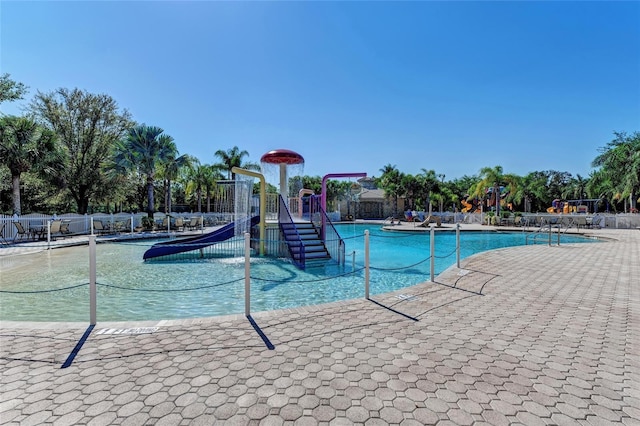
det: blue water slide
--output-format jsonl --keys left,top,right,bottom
{"left": 143, "top": 216, "right": 260, "bottom": 260}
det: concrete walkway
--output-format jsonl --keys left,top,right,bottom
{"left": 1, "top": 228, "right": 638, "bottom": 425}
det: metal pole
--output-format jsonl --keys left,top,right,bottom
{"left": 364, "top": 230, "right": 370, "bottom": 299}
{"left": 89, "top": 235, "right": 97, "bottom": 325}
{"left": 548, "top": 221, "right": 552, "bottom": 246}
{"left": 47, "top": 220, "right": 51, "bottom": 250}
{"left": 90, "top": 217, "right": 95, "bottom": 236}
{"left": 456, "top": 223, "right": 461, "bottom": 268}
{"left": 244, "top": 232, "right": 251, "bottom": 316}
{"left": 430, "top": 225, "right": 435, "bottom": 282}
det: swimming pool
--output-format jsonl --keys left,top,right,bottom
{"left": 0, "top": 224, "right": 595, "bottom": 322}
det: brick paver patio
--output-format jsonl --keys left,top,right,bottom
{"left": 1, "top": 227, "right": 638, "bottom": 425}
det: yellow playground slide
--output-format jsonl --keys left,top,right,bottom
{"left": 462, "top": 199, "right": 473, "bottom": 213}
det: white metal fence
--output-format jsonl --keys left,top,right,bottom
{"left": 2, "top": 209, "right": 639, "bottom": 245}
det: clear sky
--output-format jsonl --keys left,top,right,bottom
{"left": 1, "top": 1, "right": 639, "bottom": 181}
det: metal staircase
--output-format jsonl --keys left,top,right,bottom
{"left": 280, "top": 222, "right": 332, "bottom": 268}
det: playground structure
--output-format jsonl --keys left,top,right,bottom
{"left": 547, "top": 199, "right": 596, "bottom": 214}
{"left": 143, "top": 149, "right": 362, "bottom": 270}
{"left": 461, "top": 198, "right": 480, "bottom": 213}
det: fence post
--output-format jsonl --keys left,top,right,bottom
{"left": 47, "top": 220, "right": 51, "bottom": 250}
{"left": 364, "top": 230, "right": 370, "bottom": 300}
{"left": 430, "top": 225, "right": 435, "bottom": 282}
{"left": 456, "top": 223, "right": 461, "bottom": 268}
{"left": 89, "top": 235, "right": 97, "bottom": 325}
{"left": 244, "top": 232, "right": 251, "bottom": 316}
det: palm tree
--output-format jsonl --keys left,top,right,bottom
{"left": 418, "top": 168, "right": 440, "bottom": 215}
{"left": 377, "top": 164, "right": 402, "bottom": 217}
{"left": 0, "top": 116, "right": 60, "bottom": 215}
{"left": 213, "top": 146, "right": 259, "bottom": 180}
{"left": 185, "top": 160, "right": 210, "bottom": 213}
{"left": 113, "top": 125, "right": 175, "bottom": 218}
{"left": 562, "top": 174, "right": 588, "bottom": 203}
{"left": 470, "top": 166, "right": 519, "bottom": 217}
{"left": 586, "top": 169, "right": 613, "bottom": 212}
{"left": 592, "top": 132, "right": 640, "bottom": 212}
{"left": 160, "top": 150, "right": 194, "bottom": 214}
{"left": 202, "top": 164, "right": 225, "bottom": 212}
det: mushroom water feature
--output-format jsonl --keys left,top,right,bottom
{"left": 259, "top": 149, "right": 305, "bottom": 200}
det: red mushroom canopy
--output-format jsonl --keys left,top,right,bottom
{"left": 260, "top": 149, "right": 305, "bottom": 165}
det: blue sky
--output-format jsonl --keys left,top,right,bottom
{"left": 1, "top": 1, "right": 639, "bottom": 181}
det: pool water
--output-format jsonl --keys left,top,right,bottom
{"left": 0, "top": 224, "right": 594, "bottom": 322}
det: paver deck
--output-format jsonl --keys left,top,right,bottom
{"left": 1, "top": 227, "right": 638, "bottom": 425}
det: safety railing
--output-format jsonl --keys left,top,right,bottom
{"left": 308, "top": 194, "right": 346, "bottom": 266}
{"left": 0, "top": 225, "right": 465, "bottom": 326}
{"left": 278, "top": 194, "right": 305, "bottom": 269}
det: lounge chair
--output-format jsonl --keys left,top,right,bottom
{"left": 93, "top": 220, "right": 110, "bottom": 235}
{"left": 186, "top": 216, "right": 202, "bottom": 231}
{"left": 60, "top": 220, "right": 71, "bottom": 236}
{"left": 383, "top": 216, "right": 399, "bottom": 226}
{"left": 161, "top": 216, "right": 171, "bottom": 231}
{"left": 172, "top": 217, "right": 185, "bottom": 231}
{"left": 49, "top": 220, "right": 62, "bottom": 240}
{"left": 416, "top": 215, "right": 442, "bottom": 227}
{"left": 12, "top": 222, "right": 30, "bottom": 242}
{"left": 0, "top": 222, "right": 9, "bottom": 246}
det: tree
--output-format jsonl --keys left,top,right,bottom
{"left": 29, "top": 88, "right": 132, "bottom": 213}
{"left": 0, "top": 73, "right": 28, "bottom": 105}
{"left": 417, "top": 169, "right": 440, "bottom": 214}
{"left": 377, "top": 164, "right": 403, "bottom": 217}
{"left": 586, "top": 169, "right": 615, "bottom": 212}
{"left": 449, "top": 175, "right": 479, "bottom": 212}
{"left": 213, "top": 146, "right": 260, "bottom": 180}
{"left": 113, "top": 125, "right": 175, "bottom": 218}
{"left": 201, "top": 164, "right": 225, "bottom": 213}
{"left": 470, "top": 166, "right": 519, "bottom": 217}
{"left": 160, "top": 149, "right": 193, "bottom": 214}
{"left": 0, "top": 116, "right": 60, "bottom": 215}
{"left": 400, "top": 174, "right": 420, "bottom": 211}
{"left": 562, "top": 174, "right": 588, "bottom": 202}
{"left": 184, "top": 160, "right": 209, "bottom": 213}
{"left": 592, "top": 131, "right": 640, "bottom": 212}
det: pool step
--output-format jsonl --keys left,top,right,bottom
{"left": 280, "top": 222, "right": 332, "bottom": 268}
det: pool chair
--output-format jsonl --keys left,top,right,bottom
{"left": 417, "top": 216, "right": 442, "bottom": 228}
{"left": 93, "top": 220, "right": 110, "bottom": 235}
{"left": 186, "top": 217, "right": 202, "bottom": 231}
{"left": 172, "top": 217, "right": 185, "bottom": 231}
{"left": 0, "top": 222, "right": 9, "bottom": 246}
{"left": 60, "top": 220, "right": 71, "bottom": 236}
{"left": 12, "top": 221, "right": 30, "bottom": 242}
{"left": 49, "top": 219, "right": 63, "bottom": 240}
